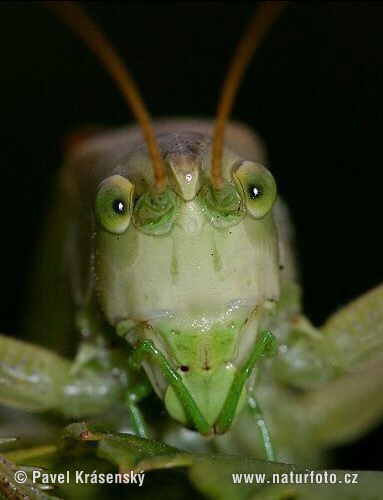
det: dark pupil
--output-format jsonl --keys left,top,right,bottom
{"left": 112, "top": 199, "right": 125, "bottom": 214}
{"left": 248, "top": 184, "right": 262, "bottom": 200}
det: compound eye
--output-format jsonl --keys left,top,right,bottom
{"left": 232, "top": 161, "right": 277, "bottom": 219}
{"left": 94, "top": 175, "right": 134, "bottom": 234}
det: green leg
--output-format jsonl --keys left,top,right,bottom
{"left": 247, "top": 388, "right": 275, "bottom": 461}
{"left": 0, "top": 334, "right": 123, "bottom": 417}
{"left": 125, "top": 380, "right": 152, "bottom": 438}
{"left": 129, "top": 339, "right": 212, "bottom": 436}
{"left": 215, "top": 330, "right": 275, "bottom": 434}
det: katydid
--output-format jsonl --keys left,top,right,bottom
{"left": 0, "top": 1, "right": 382, "bottom": 478}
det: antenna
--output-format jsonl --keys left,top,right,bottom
{"left": 44, "top": 1, "right": 167, "bottom": 192}
{"left": 211, "top": 1, "right": 288, "bottom": 190}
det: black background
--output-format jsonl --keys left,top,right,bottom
{"left": 1, "top": 1, "right": 382, "bottom": 470}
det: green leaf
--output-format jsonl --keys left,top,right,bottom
{"left": 65, "top": 422, "right": 193, "bottom": 472}
{"left": 64, "top": 424, "right": 383, "bottom": 500}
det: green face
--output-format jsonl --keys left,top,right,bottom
{"left": 93, "top": 132, "right": 280, "bottom": 426}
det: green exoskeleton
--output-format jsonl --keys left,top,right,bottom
{"left": 1, "top": 0, "right": 382, "bottom": 473}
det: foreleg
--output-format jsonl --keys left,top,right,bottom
{"left": 0, "top": 334, "right": 124, "bottom": 417}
